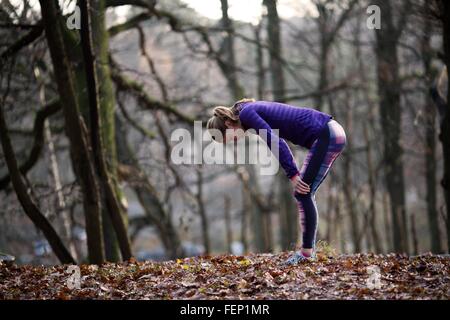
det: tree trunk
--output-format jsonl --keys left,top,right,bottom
{"left": 250, "top": 193, "right": 266, "bottom": 252}
{"left": 254, "top": 22, "right": 266, "bottom": 100}
{"left": 325, "top": 181, "right": 334, "bottom": 244}
{"left": 355, "top": 12, "right": 382, "bottom": 253}
{"left": 224, "top": 195, "right": 232, "bottom": 252}
{"left": 410, "top": 212, "right": 419, "bottom": 254}
{"left": 422, "top": 11, "right": 442, "bottom": 253}
{"left": 440, "top": 0, "right": 450, "bottom": 254}
{"left": 383, "top": 192, "right": 392, "bottom": 252}
{"left": 79, "top": 0, "right": 132, "bottom": 261}
{"left": 262, "top": 210, "right": 273, "bottom": 252}
{"left": 238, "top": 167, "right": 271, "bottom": 252}
{"left": 91, "top": 0, "right": 128, "bottom": 261}
{"left": 316, "top": 41, "right": 329, "bottom": 111}
{"left": 264, "top": 0, "right": 298, "bottom": 250}
{"left": 363, "top": 122, "right": 382, "bottom": 253}
{"left": 196, "top": 167, "right": 211, "bottom": 254}
{"left": 220, "top": 0, "right": 244, "bottom": 99}
{"left": 373, "top": 0, "right": 409, "bottom": 253}
{"left": 39, "top": 0, "right": 105, "bottom": 264}
{"left": 240, "top": 185, "right": 250, "bottom": 253}
{"left": 334, "top": 192, "right": 345, "bottom": 253}
{"left": 264, "top": 0, "right": 285, "bottom": 103}
{"left": 59, "top": 0, "right": 124, "bottom": 262}
{"left": 342, "top": 104, "right": 360, "bottom": 252}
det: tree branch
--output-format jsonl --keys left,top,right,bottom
{"left": 284, "top": 81, "right": 352, "bottom": 102}
{"left": 0, "top": 100, "right": 61, "bottom": 190}
{"left": 116, "top": 91, "right": 156, "bottom": 139}
{"left": 0, "top": 23, "right": 43, "bottom": 69}
{"left": 110, "top": 67, "right": 194, "bottom": 124}
{"left": 105, "top": 0, "right": 154, "bottom": 8}
{"left": 0, "top": 101, "right": 75, "bottom": 264}
{"left": 108, "top": 12, "right": 153, "bottom": 37}
{"left": 329, "top": 0, "right": 358, "bottom": 43}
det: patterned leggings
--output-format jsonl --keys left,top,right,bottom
{"left": 294, "top": 119, "right": 347, "bottom": 249}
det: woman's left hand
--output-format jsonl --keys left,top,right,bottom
{"left": 290, "top": 174, "right": 310, "bottom": 195}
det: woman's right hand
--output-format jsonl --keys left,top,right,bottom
{"left": 290, "top": 174, "right": 310, "bottom": 195}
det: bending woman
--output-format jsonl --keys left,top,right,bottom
{"left": 207, "top": 99, "right": 346, "bottom": 264}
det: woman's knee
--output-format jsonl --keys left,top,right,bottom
{"left": 294, "top": 191, "right": 313, "bottom": 202}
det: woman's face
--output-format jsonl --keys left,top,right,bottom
{"left": 224, "top": 121, "right": 245, "bottom": 143}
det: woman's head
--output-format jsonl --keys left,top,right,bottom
{"left": 207, "top": 99, "right": 255, "bottom": 143}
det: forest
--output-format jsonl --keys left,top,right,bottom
{"left": 0, "top": 0, "right": 449, "bottom": 300}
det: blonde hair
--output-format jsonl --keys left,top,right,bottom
{"left": 206, "top": 98, "right": 255, "bottom": 137}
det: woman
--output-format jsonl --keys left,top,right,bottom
{"left": 207, "top": 99, "right": 346, "bottom": 264}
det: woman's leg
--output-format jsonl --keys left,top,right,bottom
{"left": 295, "top": 120, "right": 346, "bottom": 251}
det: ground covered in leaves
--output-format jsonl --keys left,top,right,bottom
{"left": 0, "top": 252, "right": 449, "bottom": 299}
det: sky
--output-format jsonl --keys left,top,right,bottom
{"left": 181, "top": 0, "right": 318, "bottom": 24}
{"left": 6, "top": 0, "right": 317, "bottom": 25}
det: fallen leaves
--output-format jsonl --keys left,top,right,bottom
{"left": 0, "top": 253, "right": 448, "bottom": 300}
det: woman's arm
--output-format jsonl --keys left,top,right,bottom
{"left": 239, "top": 105, "right": 300, "bottom": 179}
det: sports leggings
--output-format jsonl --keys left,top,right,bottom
{"left": 294, "top": 119, "right": 347, "bottom": 249}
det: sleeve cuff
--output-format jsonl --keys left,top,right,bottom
{"left": 288, "top": 172, "right": 300, "bottom": 181}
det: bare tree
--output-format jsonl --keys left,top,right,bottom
{"left": 373, "top": 0, "right": 410, "bottom": 253}
{"left": 437, "top": 0, "right": 450, "bottom": 254}
{"left": 263, "top": 0, "right": 298, "bottom": 250}
{"left": 79, "top": 0, "right": 132, "bottom": 261}
{"left": 39, "top": 0, "right": 105, "bottom": 263}
{"left": 421, "top": 4, "right": 443, "bottom": 253}
{"left": 313, "top": 0, "right": 358, "bottom": 110}
{"left": 0, "top": 60, "right": 75, "bottom": 264}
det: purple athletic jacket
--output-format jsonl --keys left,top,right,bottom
{"left": 237, "top": 101, "right": 332, "bottom": 179}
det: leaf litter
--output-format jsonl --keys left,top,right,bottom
{"left": 0, "top": 252, "right": 448, "bottom": 300}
